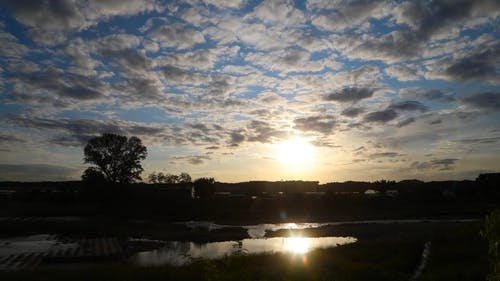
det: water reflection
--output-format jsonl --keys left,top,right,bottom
{"left": 0, "top": 234, "right": 78, "bottom": 256}
{"left": 285, "top": 237, "right": 310, "bottom": 254}
{"left": 130, "top": 236, "right": 356, "bottom": 266}
{"left": 180, "top": 219, "right": 479, "bottom": 238}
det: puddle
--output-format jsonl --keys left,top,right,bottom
{"left": 130, "top": 236, "right": 357, "bottom": 266}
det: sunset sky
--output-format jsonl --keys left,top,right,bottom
{"left": 0, "top": 0, "right": 499, "bottom": 183}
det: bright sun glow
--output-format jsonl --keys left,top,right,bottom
{"left": 285, "top": 237, "right": 310, "bottom": 254}
{"left": 275, "top": 137, "right": 315, "bottom": 166}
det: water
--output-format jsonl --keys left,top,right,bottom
{"left": 180, "top": 219, "right": 479, "bottom": 238}
{"left": 0, "top": 234, "right": 78, "bottom": 256}
{"left": 130, "top": 236, "right": 357, "bottom": 266}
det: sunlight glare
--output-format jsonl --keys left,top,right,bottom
{"left": 275, "top": 137, "right": 315, "bottom": 166}
{"left": 285, "top": 237, "right": 310, "bottom": 254}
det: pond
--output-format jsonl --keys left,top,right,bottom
{"left": 129, "top": 236, "right": 357, "bottom": 266}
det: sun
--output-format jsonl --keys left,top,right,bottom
{"left": 275, "top": 137, "right": 315, "bottom": 166}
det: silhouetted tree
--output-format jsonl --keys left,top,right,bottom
{"left": 374, "top": 179, "right": 396, "bottom": 192}
{"left": 83, "top": 133, "right": 147, "bottom": 183}
{"left": 179, "top": 172, "right": 192, "bottom": 184}
{"left": 148, "top": 171, "right": 192, "bottom": 184}
{"left": 148, "top": 172, "right": 159, "bottom": 183}
{"left": 164, "top": 174, "right": 179, "bottom": 184}
{"left": 82, "top": 167, "right": 106, "bottom": 183}
{"left": 193, "top": 177, "right": 215, "bottom": 198}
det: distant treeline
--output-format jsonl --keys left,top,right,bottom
{"left": 0, "top": 173, "right": 499, "bottom": 200}
{"left": 216, "top": 180, "right": 319, "bottom": 194}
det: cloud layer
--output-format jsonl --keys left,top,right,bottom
{"left": 0, "top": 0, "right": 499, "bottom": 182}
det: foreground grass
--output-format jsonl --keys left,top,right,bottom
{"left": 420, "top": 222, "right": 490, "bottom": 281}
{"left": 0, "top": 223, "right": 488, "bottom": 281}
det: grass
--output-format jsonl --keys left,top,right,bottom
{"left": 420, "top": 223, "right": 489, "bottom": 280}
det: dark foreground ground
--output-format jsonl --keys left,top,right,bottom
{"left": 0, "top": 221, "right": 489, "bottom": 281}
{"left": 0, "top": 195, "right": 497, "bottom": 280}
{"left": 2, "top": 194, "right": 499, "bottom": 223}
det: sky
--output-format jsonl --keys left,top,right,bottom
{"left": 0, "top": 0, "right": 499, "bottom": 183}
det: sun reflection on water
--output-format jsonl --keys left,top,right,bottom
{"left": 131, "top": 236, "right": 357, "bottom": 266}
{"left": 285, "top": 237, "right": 310, "bottom": 254}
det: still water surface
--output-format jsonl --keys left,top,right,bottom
{"left": 130, "top": 236, "right": 357, "bottom": 266}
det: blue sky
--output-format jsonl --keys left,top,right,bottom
{"left": 0, "top": 0, "right": 499, "bottom": 182}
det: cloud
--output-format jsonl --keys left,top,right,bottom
{"left": 150, "top": 23, "right": 205, "bottom": 50}
{"left": 203, "top": 0, "right": 246, "bottom": 9}
{"left": 394, "top": 0, "right": 499, "bottom": 39}
{"left": 341, "top": 107, "right": 365, "bottom": 117}
{"left": 324, "top": 87, "right": 376, "bottom": 103}
{"left": 171, "top": 155, "right": 211, "bottom": 165}
{"left": 7, "top": 68, "right": 109, "bottom": 110}
{"left": 64, "top": 41, "right": 99, "bottom": 75}
{"left": 369, "top": 152, "right": 405, "bottom": 159}
{"left": 454, "top": 136, "right": 500, "bottom": 144}
{"left": 348, "top": 0, "right": 500, "bottom": 63}
{"left": 228, "top": 130, "right": 246, "bottom": 147}
{"left": 5, "top": 114, "right": 169, "bottom": 146}
{"left": 389, "top": 101, "right": 428, "bottom": 112}
{"left": 0, "top": 26, "right": 29, "bottom": 58}
{"left": 0, "top": 164, "right": 79, "bottom": 181}
{"left": 161, "top": 66, "right": 210, "bottom": 85}
{"left": 461, "top": 92, "right": 500, "bottom": 111}
{"left": 206, "top": 18, "right": 298, "bottom": 50}
{"left": 360, "top": 101, "right": 426, "bottom": 127}
{"left": 431, "top": 158, "right": 459, "bottom": 170}
{"left": 385, "top": 64, "right": 423, "bottom": 81}
{"left": 92, "top": 34, "right": 142, "bottom": 53}
{"left": 310, "top": 0, "right": 392, "bottom": 32}
{"left": 353, "top": 146, "right": 366, "bottom": 153}
{"left": 204, "top": 75, "right": 233, "bottom": 99}
{"left": 363, "top": 109, "right": 399, "bottom": 123}
{"left": 427, "top": 43, "right": 500, "bottom": 84}
{"left": 249, "top": 0, "right": 305, "bottom": 26}
{"left": 244, "top": 48, "right": 330, "bottom": 74}
{"left": 401, "top": 88, "right": 455, "bottom": 102}
{"left": 349, "top": 31, "right": 423, "bottom": 63}
{"left": 397, "top": 117, "right": 416, "bottom": 127}
{"left": 0, "top": 134, "right": 26, "bottom": 143}
{"left": 410, "top": 158, "right": 459, "bottom": 171}
{"left": 2, "top": 0, "right": 162, "bottom": 45}
{"left": 293, "top": 115, "right": 336, "bottom": 134}
{"left": 428, "top": 119, "right": 442, "bottom": 125}
{"left": 155, "top": 48, "right": 236, "bottom": 70}
{"left": 247, "top": 120, "right": 287, "bottom": 143}
{"left": 99, "top": 48, "right": 150, "bottom": 77}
